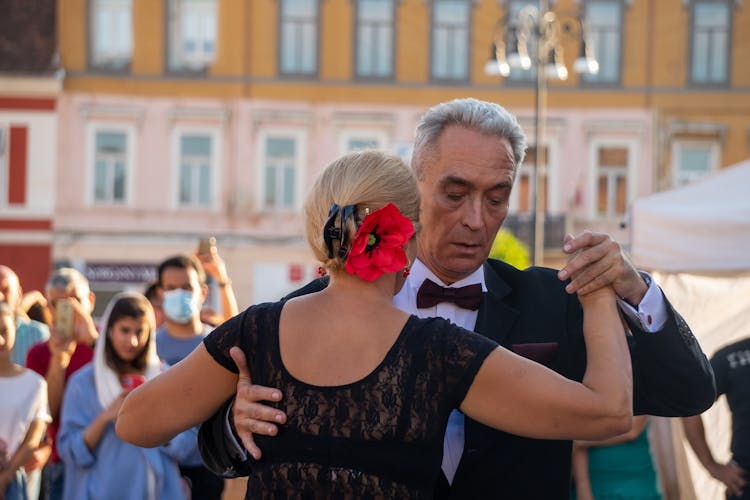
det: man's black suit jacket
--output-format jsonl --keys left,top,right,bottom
{"left": 198, "top": 259, "right": 715, "bottom": 499}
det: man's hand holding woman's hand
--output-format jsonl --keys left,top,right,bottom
{"left": 229, "top": 347, "right": 287, "bottom": 460}
{"left": 558, "top": 231, "right": 647, "bottom": 305}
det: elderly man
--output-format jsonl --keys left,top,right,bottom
{"left": 198, "top": 98, "right": 715, "bottom": 499}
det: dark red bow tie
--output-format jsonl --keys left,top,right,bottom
{"left": 416, "top": 279, "right": 483, "bottom": 311}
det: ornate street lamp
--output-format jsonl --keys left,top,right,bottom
{"left": 484, "top": 1, "right": 599, "bottom": 265}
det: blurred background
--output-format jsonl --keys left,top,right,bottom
{"left": 1, "top": 1, "right": 748, "bottom": 498}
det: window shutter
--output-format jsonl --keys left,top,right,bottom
{"left": 8, "top": 126, "right": 28, "bottom": 205}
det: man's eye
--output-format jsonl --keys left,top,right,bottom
{"left": 446, "top": 193, "right": 464, "bottom": 201}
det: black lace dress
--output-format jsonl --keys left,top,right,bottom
{"left": 203, "top": 301, "right": 498, "bottom": 499}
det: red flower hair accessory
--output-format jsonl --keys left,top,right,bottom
{"left": 345, "top": 203, "right": 415, "bottom": 282}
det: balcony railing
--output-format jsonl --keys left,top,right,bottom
{"left": 503, "top": 213, "right": 566, "bottom": 250}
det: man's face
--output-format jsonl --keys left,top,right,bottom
{"left": 159, "top": 266, "right": 204, "bottom": 320}
{"left": 417, "top": 125, "right": 516, "bottom": 284}
{"left": 0, "top": 267, "right": 20, "bottom": 312}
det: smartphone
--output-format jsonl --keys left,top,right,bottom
{"left": 55, "top": 300, "right": 75, "bottom": 340}
{"left": 197, "top": 236, "right": 216, "bottom": 256}
{"left": 121, "top": 374, "right": 146, "bottom": 390}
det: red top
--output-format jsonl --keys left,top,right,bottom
{"left": 26, "top": 341, "right": 94, "bottom": 463}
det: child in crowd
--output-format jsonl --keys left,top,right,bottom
{"left": 0, "top": 302, "right": 51, "bottom": 500}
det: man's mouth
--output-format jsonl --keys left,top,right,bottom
{"left": 452, "top": 242, "right": 483, "bottom": 249}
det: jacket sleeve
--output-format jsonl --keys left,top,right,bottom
{"left": 197, "top": 399, "right": 254, "bottom": 477}
{"left": 197, "top": 277, "right": 330, "bottom": 477}
{"left": 627, "top": 293, "right": 716, "bottom": 417}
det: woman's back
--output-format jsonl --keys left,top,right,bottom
{"left": 204, "top": 300, "right": 497, "bottom": 498}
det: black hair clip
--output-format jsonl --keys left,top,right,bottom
{"left": 322, "top": 203, "right": 358, "bottom": 259}
{"left": 323, "top": 204, "right": 342, "bottom": 259}
{"left": 338, "top": 204, "right": 357, "bottom": 259}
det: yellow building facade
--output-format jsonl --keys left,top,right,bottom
{"left": 58, "top": 0, "right": 749, "bottom": 180}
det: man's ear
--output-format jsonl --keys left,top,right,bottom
{"left": 200, "top": 283, "right": 209, "bottom": 303}
{"left": 88, "top": 291, "right": 96, "bottom": 314}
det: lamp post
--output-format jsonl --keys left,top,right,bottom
{"left": 485, "top": 1, "right": 599, "bottom": 265}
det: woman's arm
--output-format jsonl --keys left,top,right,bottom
{"left": 116, "top": 343, "right": 238, "bottom": 447}
{"left": 576, "top": 414, "right": 649, "bottom": 448}
{"left": 460, "top": 287, "right": 632, "bottom": 440}
{"left": 82, "top": 392, "right": 128, "bottom": 452}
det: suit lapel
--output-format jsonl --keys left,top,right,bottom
{"left": 474, "top": 261, "right": 518, "bottom": 347}
{"left": 459, "top": 262, "right": 520, "bottom": 466}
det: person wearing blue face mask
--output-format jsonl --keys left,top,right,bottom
{"left": 154, "top": 254, "right": 226, "bottom": 499}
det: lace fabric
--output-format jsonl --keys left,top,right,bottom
{"left": 204, "top": 301, "right": 497, "bottom": 498}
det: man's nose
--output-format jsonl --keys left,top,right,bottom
{"left": 462, "top": 198, "right": 484, "bottom": 230}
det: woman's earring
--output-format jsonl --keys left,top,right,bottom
{"left": 402, "top": 266, "right": 410, "bottom": 278}
{"left": 317, "top": 266, "right": 327, "bottom": 277}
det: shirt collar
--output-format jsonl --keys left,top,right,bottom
{"left": 407, "top": 258, "right": 487, "bottom": 293}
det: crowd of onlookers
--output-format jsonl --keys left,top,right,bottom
{"left": 0, "top": 240, "right": 238, "bottom": 500}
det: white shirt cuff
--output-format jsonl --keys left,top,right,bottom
{"left": 223, "top": 401, "right": 248, "bottom": 460}
{"left": 616, "top": 273, "right": 668, "bottom": 332}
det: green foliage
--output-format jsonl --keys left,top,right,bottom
{"left": 489, "top": 229, "right": 531, "bottom": 269}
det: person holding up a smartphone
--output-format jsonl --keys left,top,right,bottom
{"left": 195, "top": 237, "right": 239, "bottom": 326}
{"left": 26, "top": 268, "right": 99, "bottom": 500}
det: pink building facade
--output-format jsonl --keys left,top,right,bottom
{"left": 54, "top": 91, "right": 656, "bottom": 310}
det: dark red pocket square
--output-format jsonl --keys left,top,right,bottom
{"left": 511, "top": 342, "right": 559, "bottom": 366}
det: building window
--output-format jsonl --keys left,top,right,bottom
{"left": 581, "top": 0, "right": 622, "bottom": 84}
{"left": 338, "top": 129, "right": 389, "bottom": 154}
{"left": 90, "top": 0, "right": 132, "bottom": 70}
{"left": 672, "top": 141, "right": 718, "bottom": 186}
{"left": 279, "top": 0, "right": 319, "bottom": 76}
{"left": 0, "top": 128, "right": 7, "bottom": 207}
{"left": 431, "top": 0, "right": 471, "bottom": 82}
{"left": 355, "top": 0, "right": 395, "bottom": 79}
{"left": 595, "top": 146, "right": 629, "bottom": 218}
{"left": 178, "top": 134, "right": 213, "bottom": 207}
{"left": 167, "top": 0, "right": 217, "bottom": 72}
{"left": 689, "top": 0, "right": 731, "bottom": 85}
{"left": 93, "top": 130, "right": 128, "bottom": 204}
{"left": 263, "top": 137, "right": 298, "bottom": 210}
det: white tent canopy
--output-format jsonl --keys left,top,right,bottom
{"left": 631, "top": 159, "right": 750, "bottom": 272}
{"left": 631, "top": 158, "right": 750, "bottom": 500}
